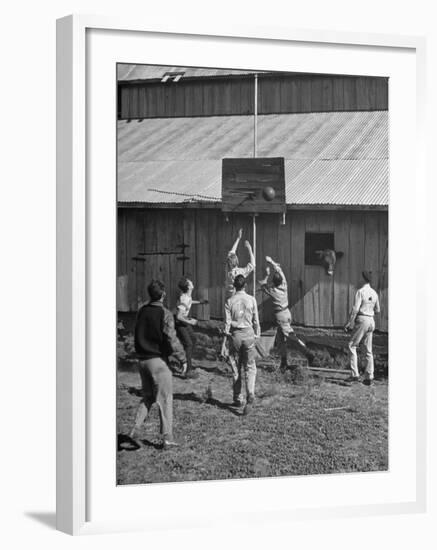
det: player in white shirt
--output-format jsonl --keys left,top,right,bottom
{"left": 175, "top": 277, "right": 206, "bottom": 378}
{"left": 224, "top": 274, "right": 260, "bottom": 414}
{"left": 344, "top": 270, "right": 380, "bottom": 385}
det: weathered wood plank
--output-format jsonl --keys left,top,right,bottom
{"left": 322, "top": 77, "right": 333, "bottom": 111}
{"left": 240, "top": 78, "right": 254, "bottom": 116}
{"left": 125, "top": 210, "right": 138, "bottom": 310}
{"left": 303, "top": 213, "right": 322, "bottom": 326}
{"left": 184, "top": 82, "right": 195, "bottom": 117}
{"left": 290, "top": 211, "right": 305, "bottom": 324}
{"left": 195, "top": 210, "right": 211, "bottom": 320}
{"left": 134, "top": 210, "right": 146, "bottom": 306}
{"left": 376, "top": 78, "right": 389, "bottom": 110}
{"left": 120, "top": 87, "right": 129, "bottom": 119}
{"left": 333, "top": 78, "right": 344, "bottom": 111}
{"left": 347, "top": 211, "right": 365, "bottom": 317}
{"left": 317, "top": 212, "right": 335, "bottom": 326}
{"left": 343, "top": 77, "right": 357, "bottom": 110}
{"left": 333, "top": 211, "right": 350, "bottom": 326}
{"left": 310, "top": 78, "right": 323, "bottom": 112}
{"left": 378, "top": 213, "right": 389, "bottom": 332}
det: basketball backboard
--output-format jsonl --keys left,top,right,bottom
{"left": 221, "top": 157, "right": 286, "bottom": 213}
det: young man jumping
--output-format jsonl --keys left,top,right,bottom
{"left": 258, "top": 256, "right": 314, "bottom": 368}
{"left": 225, "top": 228, "right": 255, "bottom": 299}
{"left": 222, "top": 228, "right": 256, "bottom": 367}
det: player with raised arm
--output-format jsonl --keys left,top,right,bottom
{"left": 259, "top": 255, "right": 314, "bottom": 368}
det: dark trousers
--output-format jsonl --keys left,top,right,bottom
{"left": 176, "top": 324, "right": 196, "bottom": 371}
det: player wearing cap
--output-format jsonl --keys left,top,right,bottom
{"left": 344, "top": 271, "right": 381, "bottom": 385}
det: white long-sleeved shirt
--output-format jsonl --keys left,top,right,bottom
{"left": 224, "top": 290, "right": 260, "bottom": 337}
{"left": 351, "top": 283, "right": 380, "bottom": 318}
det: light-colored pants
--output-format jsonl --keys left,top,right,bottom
{"left": 275, "top": 309, "right": 294, "bottom": 366}
{"left": 348, "top": 316, "right": 375, "bottom": 380}
{"left": 132, "top": 357, "right": 173, "bottom": 439}
{"left": 229, "top": 328, "right": 257, "bottom": 402}
{"left": 274, "top": 309, "right": 312, "bottom": 366}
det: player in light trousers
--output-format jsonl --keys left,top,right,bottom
{"left": 344, "top": 270, "right": 380, "bottom": 385}
{"left": 224, "top": 274, "right": 260, "bottom": 414}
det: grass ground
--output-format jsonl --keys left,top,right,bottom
{"left": 117, "top": 357, "right": 388, "bottom": 485}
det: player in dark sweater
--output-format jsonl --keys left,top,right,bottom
{"left": 130, "top": 279, "right": 186, "bottom": 449}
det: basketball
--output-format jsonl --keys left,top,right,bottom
{"left": 262, "top": 186, "right": 276, "bottom": 201}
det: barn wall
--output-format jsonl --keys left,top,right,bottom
{"left": 117, "top": 208, "right": 388, "bottom": 331}
{"left": 118, "top": 75, "right": 388, "bottom": 119}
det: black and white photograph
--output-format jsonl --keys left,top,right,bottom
{"left": 116, "top": 63, "right": 389, "bottom": 485}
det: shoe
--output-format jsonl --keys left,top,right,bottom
{"left": 345, "top": 376, "right": 360, "bottom": 383}
{"left": 163, "top": 439, "right": 179, "bottom": 450}
{"left": 242, "top": 394, "right": 255, "bottom": 415}
{"left": 362, "top": 379, "right": 374, "bottom": 386}
{"left": 233, "top": 399, "right": 243, "bottom": 407}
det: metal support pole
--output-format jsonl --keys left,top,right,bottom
{"left": 253, "top": 74, "right": 258, "bottom": 297}
{"left": 254, "top": 74, "right": 258, "bottom": 158}
{"left": 252, "top": 213, "right": 257, "bottom": 297}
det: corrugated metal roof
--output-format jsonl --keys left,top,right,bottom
{"left": 118, "top": 64, "right": 262, "bottom": 81}
{"left": 118, "top": 111, "right": 388, "bottom": 206}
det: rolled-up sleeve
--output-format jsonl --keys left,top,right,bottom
{"left": 252, "top": 297, "right": 261, "bottom": 338}
{"left": 163, "top": 309, "right": 186, "bottom": 363}
{"left": 351, "top": 290, "right": 362, "bottom": 314}
{"left": 375, "top": 294, "right": 381, "bottom": 313}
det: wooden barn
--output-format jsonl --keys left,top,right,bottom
{"left": 117, "top": 65, "right": 388, "bottom": 331}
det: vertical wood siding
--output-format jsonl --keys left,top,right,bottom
{"left": 119, "top": 75, "right": 388, "bottom": 119}
{"left": 118, "top": 208, "right": 388, "bottom": 331}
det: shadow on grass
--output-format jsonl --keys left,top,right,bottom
{"left": 194, "top": 362, "right": 231, "bottom": 378}
{"left": 174, "top": 392, "right": 241, "bottom": 416}
{"left": 207, "top": 396, "right": 242, "bottom": 417}
{"left": 117, "top": 433, "right": 141, "bottom": 451}
{"left": 174, "top": 391, "right": 204, "bottom": 403}
{"left": 125, "top": 386, "right": 142, "bottom": 397}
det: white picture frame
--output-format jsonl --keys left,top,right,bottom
{"left": 56, "top": 14, "right": 427, "bottom": 535}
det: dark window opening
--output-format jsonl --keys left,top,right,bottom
{"left": 305, "top": 233, "right": 335, "bottom": 266}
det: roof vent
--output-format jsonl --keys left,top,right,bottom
{"left": 161, "top": 71, "right": 185, "bottom": 83}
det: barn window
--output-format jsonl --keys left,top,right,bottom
{"left": 305, "top": 232, "right": 335, "bottom": 266}
{"left": 161, "top": 71, "right": 185, "bottom": 83}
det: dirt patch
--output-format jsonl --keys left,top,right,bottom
{"left": 118, "top": 313, "right": 388, "bottom": 377}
